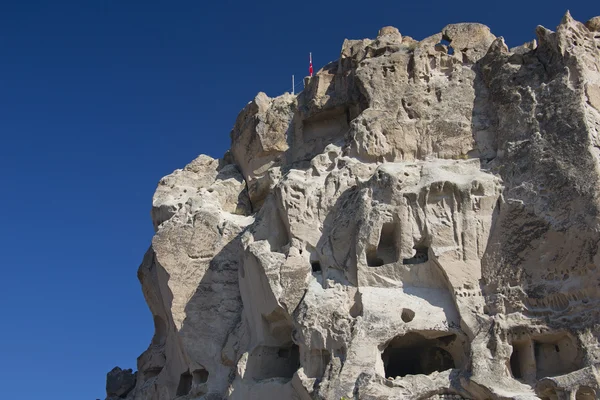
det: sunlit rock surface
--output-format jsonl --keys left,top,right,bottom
{"left": 107, "top": 13, "right": 600, "bottom": 400}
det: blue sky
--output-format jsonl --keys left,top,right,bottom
{"left": 0, "top": 1, "right": 595, "bottom": 399}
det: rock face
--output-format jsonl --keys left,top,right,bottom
{"left": 107, "top": 13, "right": 600, "bottom": 400}
{"left": 106, "top": 367, "right": 137, "bottom": 399}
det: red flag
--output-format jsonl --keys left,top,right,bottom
{"left": 309, "top": 52, "right": 313, "bottom": 77}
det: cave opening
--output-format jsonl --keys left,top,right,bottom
{"left": 151, "top": 315, "right": 167, "bottom": 346}
{"left": 534, "top": 335, "right": 580, "bottom": 378}
{"left": 509, "top": 333, "right": 581, "bottom": 381}
{"left": 311, "top": 261, "right": 321, "bottom": 272}
{"left": 367, "top": 222, "right": 399, "bottom": 266}
{"left": 192, "top": 368, "right": 209, "bottom": 385}
{"left": 509, "top": 339, "right": 533, "bottom": 380}
{"left": 245, "top": 344, "right": 300, "bottom": 381}
{"left": 510, "top": 348, "right": 522, "bottom": 379}
{"left": 402, "top": 246, "right": 429, "bottom": 265}
{"left": 401, "top": 308, "right": 415, "bottom": 323}
{"left": 382, "top": 333, "right": 455, "bottom": 378}
{"left": 438, "top": 38, "right": 455, "bottom": 55}
{"left": 576, "top": 386, "right": 596, "bottom": 400}
{"left": 175, "top": 371, "right": 192, "bottom": 396}
{"left": 509, "top": 338, "right": 536, "bottom": 381}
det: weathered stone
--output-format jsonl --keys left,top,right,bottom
{"left": 585, "top": 16, "right": 600, "bottom": 32}
{"left": 108, "top": 13, "right": 600, "bottom": 400}
{"left": 442, "top": 22, "right": 497, "bottom": 63}
{"left": 378, "top": 26, "right": 401, "bottom": 39}
{"left": 510, "top": 39, "right": 537, "bottom": 54}
{"left": 230, "top": 92, "right": 295, "bottom": 209}
{"left": 106, "top": 367, "right": 136, "bottom": 399}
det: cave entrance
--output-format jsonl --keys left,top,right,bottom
{"left": 576, "top": 387, "right": 596, "bottom": 400}
{"left": 534, "top": 335, "right": 580, "bottom": 378}
{"left": 509, "top": 333, "right": 581, "bottom": 381}
{"left": 311, "top": 261, "right": 321, "bottom": 272}
{"left": 310, "top": 251, "right": 322, "bottom": 274}
{"left": 510, "top": 339, "right": 535, "bottom": 380}
{"left": 176, "top": 371, "right": 192, "bottom": 396}
{"left": 402, "top": 246, "right": 429, "bottom": 265}
{"left": 367, "top": 222, "right": 399, "bottom": 267}
{"left": 192, "top": 368, "right": 209, "bottom": 385}
{"left": 381, "top": 333, "right": 455, "bottom": 378}
{"left": 245, "top": 344, "right": 300, "bottom": 381}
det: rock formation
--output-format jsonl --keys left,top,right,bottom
{"left": 106, "top": 13, "right": 600, "bottom": 400}
{"left": 106, "top": 368, "right": 137, "bottom": 400}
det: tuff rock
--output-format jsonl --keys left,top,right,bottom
{"left": 106, "top": 367, "right": 137, "bottom": 399}
{"left": 107, "top": 13, "right": 600, "bottom": 400}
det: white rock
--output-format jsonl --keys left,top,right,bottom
{"left": 108, "top": 13, "right": 600, "bottom": 400}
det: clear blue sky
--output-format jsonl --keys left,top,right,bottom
{"left": 0, "top": 1, "right": 595, "bottom": 399}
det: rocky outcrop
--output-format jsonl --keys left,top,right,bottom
{"left": 586, "top": 16, "right": 600, "bottom": 32}
{"left": 106, "top": 367, "right": 137, "bottom": 399}
{"left": 106, "top": 12, "right": 600, "bottom": 400}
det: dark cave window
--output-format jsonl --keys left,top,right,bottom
{"left": 382, "top": 333, "right": 455, "bottom": 378}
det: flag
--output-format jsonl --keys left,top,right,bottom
{"left": 309, "top": 52, "right": 313, "bottom": 77}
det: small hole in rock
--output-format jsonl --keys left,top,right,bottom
{"left": 402, "top": 246, "right": 429, "bottom": 265}
{"left": 311, "top": 261, "right": 321, "bottom": 272}
{"left": 401, "top": 309, "right": 415, "bottom": 322}
{"left": 437, "top": 38, "right": 454, "bottom": 55}
{"left": 192, "top": 368, "right": 209, "bottom": 385}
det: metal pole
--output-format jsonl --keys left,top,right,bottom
{"left": 292, "top": 75, "right": 295, "bottom": 95}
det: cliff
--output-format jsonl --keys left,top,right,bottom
{"left": 106, "top": 13, "right": 600, "bottom": 400}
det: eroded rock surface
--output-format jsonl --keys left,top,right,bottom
{"left": 107, "top": 13, "right": 600, "bottom": 400}
{"left": 106, "top": 367, "right": 137, "bottom": 399}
